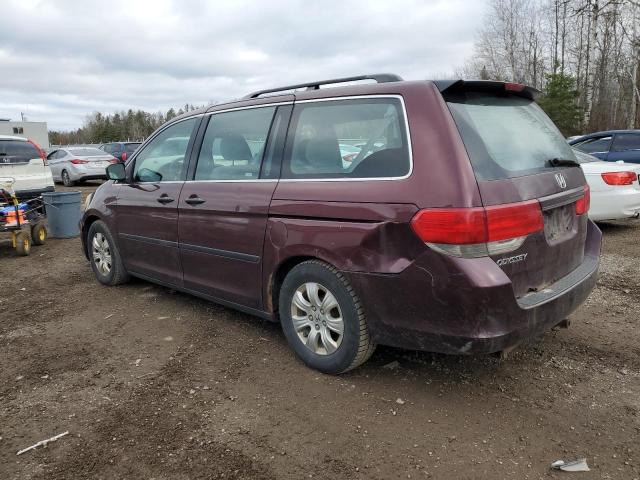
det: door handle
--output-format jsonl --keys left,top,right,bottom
{"left": 157, "top": 195, "right": 174, "bottom": 204}
{"left": 185, "top": 195, "right": 205, "bottom": 206}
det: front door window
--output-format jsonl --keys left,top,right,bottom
{"left": 133, "top": 118, "right": 197, "bottom": 182}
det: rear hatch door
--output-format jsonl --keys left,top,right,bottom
{"left": 0, "top": 139, "right": 47, "bottom": 190}
{"left": 442, "top": 82, "right": 589, "bottom": 298}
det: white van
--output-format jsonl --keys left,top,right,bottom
{"left": 0, "top": 135, "right": 54, "bottom": 199}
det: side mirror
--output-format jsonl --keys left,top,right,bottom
{"left": 106, "top": 162, "right": 126, "bottom": 181}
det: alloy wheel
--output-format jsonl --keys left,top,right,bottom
{"left": 92, "top": 232, "right": 112, "bottom": 275}
{"left": 290, "top": 282, "right": 344, "bottom": 355}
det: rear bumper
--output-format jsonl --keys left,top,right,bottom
{"left": 74, "top": 174, "right": 106, "bottom": 182}
{"left": 67, "top": 166, "right": 107, "bottom": 181}
{"left": 589, "top": 188, "right": 640, "bottom": 221}
{"left": 344, "top": 221, "right": 602, "bottom": 355}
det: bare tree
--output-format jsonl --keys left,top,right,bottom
{"left": 465, "top": 0, "right": 638, "bottom": 133}
{"left": 628, "top": 0, "right": 640, "bottom": 127}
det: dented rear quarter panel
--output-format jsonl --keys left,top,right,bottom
{"left": 262, "top": 200, "right": 424, "bottom": 311}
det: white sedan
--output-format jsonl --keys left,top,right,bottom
{"left": 574, "top": 148, "right": 640, "bottom": 221}
{"left": 47, "top": 147, "right": 117, "bottom": 187}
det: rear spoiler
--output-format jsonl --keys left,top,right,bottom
{"left": 433, "top": 80, "right": 540, "bottom": 101}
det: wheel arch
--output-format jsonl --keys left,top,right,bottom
{"left": 267, "top": 255, "right": 333, "bottom": 322}
{"left": 81, "top": 214, "right": 101, "bottom": 259}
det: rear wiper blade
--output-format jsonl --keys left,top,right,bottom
{"left": 547, "top": 157, "right": 580, "bottom": 167}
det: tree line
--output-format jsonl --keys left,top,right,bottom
{"left": 49, "top": 104, "right": 200, "bottom": 146}
{"left": 461, "top": 0, "right": 640, "bottom": 135}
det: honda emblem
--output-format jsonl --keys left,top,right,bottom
{"left": 555, "top": 173, "right": 567, "bottom": 188}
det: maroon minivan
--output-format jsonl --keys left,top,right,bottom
{"left": 81, "top": 74, "right": 601, "bottom": 374}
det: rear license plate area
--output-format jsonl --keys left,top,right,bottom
{"left": 543, "top": 204, "right": 575, "bottom": 243}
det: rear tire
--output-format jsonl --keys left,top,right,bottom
{"left": 31, "top": 222, "right": 47, "bottom": 245}
{"left": 279, "top": 260, "right": 376, "bottom": 374}
{"left": 87, "top": 220, "right": 129, "bottom": 286}
{"left": 61, "top": 170, "right": 75, "bottom": 187}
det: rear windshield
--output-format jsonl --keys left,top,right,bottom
{"left": 445, "top": 92, "right": 576, "bottom": 181}
{"left": 69, "top": 148, "right": 105, "bottom": 156}
{"left": 0, "top": 140, "right": 40, "bottom": 163}
{"left": 125, "top": 143, "right": 141, "bottom": 153}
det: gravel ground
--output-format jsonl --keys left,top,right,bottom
{"left": 1, "top": 182, "right": 639, "bottom": 479}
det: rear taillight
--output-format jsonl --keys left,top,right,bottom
{"left": 70, "top": 159, "right": 89, "bottom": 164}
{"left": 27, "top": 139, "right": 47, "bottom": 165}
{"left": 575, "top": 185, "right": 590, "bottom": 215}
{"left": 505, "top": 82, "right": 525, "bottom": 92}
{"left": 410, "top": 200, "right": 544, "bottom": 258}
{"left": 601, "top": 171, "right": 637, "bottom": 186}
{"left": 121, "top": 152, "right": 127, "bottom": 162}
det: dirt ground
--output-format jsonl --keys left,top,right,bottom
{"left": 1, "top": 182, "right": 639, "bottom": 480}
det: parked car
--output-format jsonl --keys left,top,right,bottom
{"left": 573, "top": 148, "right": 640, "bottom": 221}
{"left": 48, "top": 147, "right": 117, "bottom": 186}
{"left": 0, "top": 135, "right": 54, "bottom": 200}
{"left": 81, "top": 75, "right": 601, "bottom": 374}
{"left": 569, "top": 129, "right": 640, "bottom": 163}
{"left": 99, "top": 142, "right": 141, "bottom": 162}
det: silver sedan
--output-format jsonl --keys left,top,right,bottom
{"left": 47, "top": 147, "right": 118, "bottom": 186}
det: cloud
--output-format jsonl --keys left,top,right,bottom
{"left": 0, "top": 0, "right": 485, "bottom": 130}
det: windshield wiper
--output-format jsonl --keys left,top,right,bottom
{"left": 547, "top": 157, "right": 580, "bottom": 167}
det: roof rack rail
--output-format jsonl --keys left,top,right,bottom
{"left": 242, "top": 73, "right": 403, "bottom": 99}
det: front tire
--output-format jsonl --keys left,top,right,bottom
{"left": 87, "top": 220, "right": 129, "bottom": 286}
{"left": 279, "top": 260, "right": 376, "bottom": 374}
{"left": 14, "top": 232, "right": 31, "bottom": 256}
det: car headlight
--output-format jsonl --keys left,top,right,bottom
{"left": 84, "top": 192, "right": 94, "bottom": 211}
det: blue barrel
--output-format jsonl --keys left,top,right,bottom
{"left": 42, "top": 191, "right": 82, "bottom": 238}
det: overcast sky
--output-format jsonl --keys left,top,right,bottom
{"left": 0, "top": 0, "right": 485, "bottom": 131}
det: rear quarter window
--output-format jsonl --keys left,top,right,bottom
{"left": 282, "top": 97, "right": 410, "bottom": 179}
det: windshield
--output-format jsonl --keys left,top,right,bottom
{"left": 69, "top": 148, "right": 105, "bottom": 156}
{"left": 445, "top": 92, "right": 576, "bottom": 181}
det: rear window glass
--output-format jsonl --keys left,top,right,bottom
{"left": 0, "top": 140, "right": 40, "bottom": 163}
{"left": 68, "top": 148, "right": 105, "bottom": 156}
{"left": 282, "top": 98, "right": 410, "bottom": 179}
{"left": 445, "top": 92, "right": 576, "bottom": 181}
{"left": 125, "top": 143, "right": 141, "bottom": 153}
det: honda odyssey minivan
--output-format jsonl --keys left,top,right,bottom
{"left": 81, "top": 74, "right": 601, "bottom": 374}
